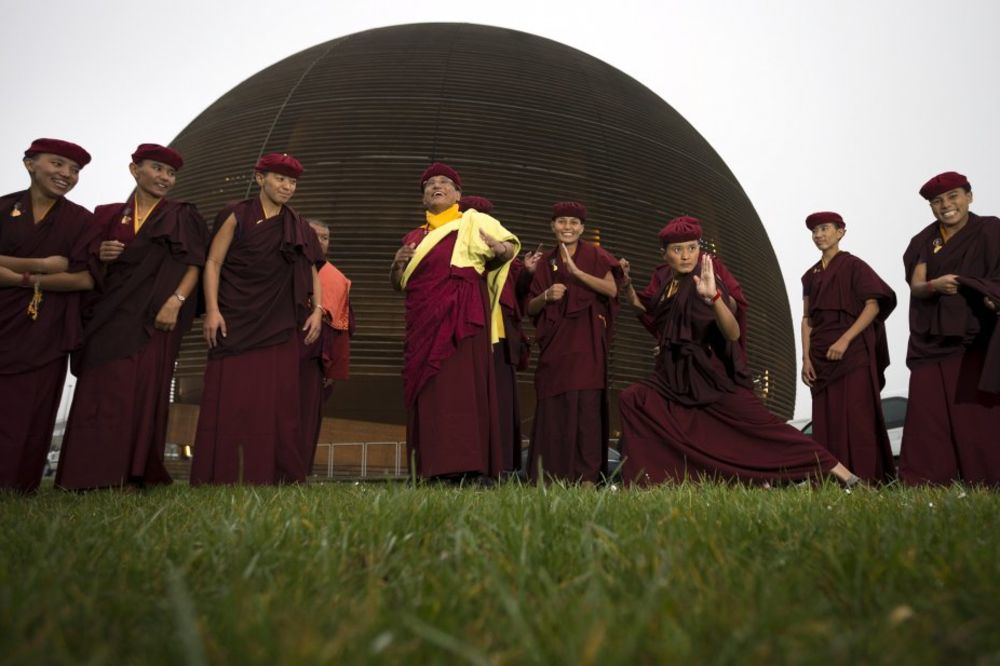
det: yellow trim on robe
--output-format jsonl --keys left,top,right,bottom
{"left": 401, "top": 209, "right": 520, "bottom": 344}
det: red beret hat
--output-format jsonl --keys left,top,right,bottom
{"left": 919, "top": 171, "right": 970, "bottom": 200}
{"left": 255, "top": 153, "right": 304, "bottom": 178}
{"left": 24, "top": 138, "right": 91, "bottom": 168}
{"left": 551, "top": 201, "right": 587, "bottom": 221}
{"left": 459, "top": 195, "right": 494, "bottom": 214}
{"left": 420, "top": 162, "right": 461, "bottom": 190}
{"left": 805, "top": 211, "right": 845, "bottom": 230}
{"left": 658, "top": 215, "right": 703, "bottom": 245}
{"left": 131, "top": 143, "right": 183, "bottom": 170}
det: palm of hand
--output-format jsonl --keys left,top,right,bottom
{"left": 693, "top": 258, "right": 716, "bottom": 299}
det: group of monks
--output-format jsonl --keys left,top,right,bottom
{"left": 393, "top": 163, "right": 999, "bottom": 489}
{"left": 1, "top": 138, "right": 352, "bottom": 493}
{"left": 1, "top": 139, "right": 997, "bottom": 494}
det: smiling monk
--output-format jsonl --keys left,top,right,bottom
{"left": 191, "top": 153, "right": 324, "bottom": 486}
{"left": 0, "top": 138, "right": 97, "bottom": 493}
{"left": 56, "top": 144, "right": 208, "bottom": 491}
{"left": 391, "top": 163, "right": 519, "bottom": 483}
{"left": 900, "top": 172, "right": 1000, "bottom": 486}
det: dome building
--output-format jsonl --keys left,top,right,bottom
{"left": 168, "top": 22, "right": 796, "bottom": 446}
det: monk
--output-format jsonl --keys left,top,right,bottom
{"left": 899, "top": 171, "right": 1000, "bottom": 487}
{"left": 0, "top": 138, "right": 97, "bottom": 493}
{"left": 56, "top": 144, "right": 208, "bottom": 490}
{"left": 801, "top": 211, "right": 896, "bottom": 483}
{"left": 391, "top": 163, "right": 519, "bottom": 482}
{"left": 526, "top": 201, "right": 619, "bottom": 484}
{"left": 190, "top": 153, "right": 324, "bottom": 485}
{"left": 458, "top": 195, "right": 540, "bottom": 473}
{"left": 618, "top": 216, "right": 861, "bottom": 487}
{"left": 298, "top": 219, "right": 353, "bottom": 476}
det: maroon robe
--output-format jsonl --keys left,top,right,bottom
{"left": 402, "top": 228, "right": 502, "bottom": 478}
{"left": 899, "top": 213, "right": 1000, "bottom": 486}
{"left": 190, "top": 198, "right": 322, "bottom": 485}
{"left": 56, "top": 198, "right": 208, "bottom": 490}
{"left": 0, "top": 191, "right": 96, "bottom": 493}
{"left": 527, "top": 241, "right": 618, "bottom": 483}
{"left": 802, "top": 252, "right": 897, "bottom": 482}
{"left": 620, "top": 260, "right": 839, "bottom": 485}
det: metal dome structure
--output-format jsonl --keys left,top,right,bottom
{"left": 169, "top": 22, "right": 797, "bottom": 425}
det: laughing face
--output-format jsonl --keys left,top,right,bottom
{"left": 929, "top": 187, "right": 973, "bottom": 229}
{"left": 130, "top": 160, "right": 177, "bottom": 199}
{"left": 422, "top": 175, "right": 461, "bottom": 213}
{"left": 24, "top": 153, "right": 81, "bottom": 199}
{"left": 550, "top": 216, "right": 584, "bottom": 248}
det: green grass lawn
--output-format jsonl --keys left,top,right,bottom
{"left": 2, "top": 481, "right": 998, "bottom": 665}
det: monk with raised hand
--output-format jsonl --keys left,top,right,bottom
{"left": 56, "top": 144, "right": 208, "bottom": 491}
{"left": 900, "top": 171, "right": 1000, "bottom": 487}
{"left": 526, "top": 201, "right": 620, "bottom": 485}
{"left": 0, "top": 138, "right": 98, "bottom": 493}
{"left": 800, "top": 211, "right": 896, "bottom": 483}
{"left": 618, "top": 215, "right": 862, "bottom": 488}
{"left": 392, "top": 163, "right": 519, "bottom": 483}
{"left": 191, "top": 153, "right": 324, "bottom": 486}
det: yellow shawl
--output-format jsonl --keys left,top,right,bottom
{"left": 401, "top": 208, "right": 520, "bottom": 344}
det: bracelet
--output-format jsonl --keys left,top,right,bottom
{"left": 711, "top": 289, "right": 722, "bottom": 303}
{"left": 926, "top": 280, "right": 935, "bottom": 293}
{"left": 173, "top": 292, "right": 186, "bottom": 303}
{"left": 21, "top": 271, "right": 32, "bottom": 287}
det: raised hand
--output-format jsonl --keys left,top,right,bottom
{"left": 692, "top": 255, "right": 717, "bottom": 300}
{"left": 523, "top": 248, "right": 543, "bottom": 273}
{"left": 560, "top": 243, "right": 581, "bottom": 276}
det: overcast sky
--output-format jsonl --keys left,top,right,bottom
{"left": 3, "top": 0, "right": 998, "bottom": 418}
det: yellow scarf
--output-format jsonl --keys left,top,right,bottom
{"left": 424, "top": 203, "right": 462, "bottom": 229}
{"left": 401, "top": 208, "right": 520, "bottom": 344}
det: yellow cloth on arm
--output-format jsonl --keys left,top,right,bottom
{"left": 401, "top": 209, "right": 520, "bottom": 344}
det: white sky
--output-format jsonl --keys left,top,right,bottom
{"left": 3, "top": 0, "right": 998, "bottom": 418}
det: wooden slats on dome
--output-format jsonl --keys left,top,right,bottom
{"left": 168, "top": 23, "right": 796, "bottom": 423}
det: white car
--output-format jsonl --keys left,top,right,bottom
{"left": 791, "top": 392, "right": 908, "bottom": 457}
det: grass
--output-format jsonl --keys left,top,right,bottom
{"left": 2, "top": 481, "right": 999, "bottom": 665}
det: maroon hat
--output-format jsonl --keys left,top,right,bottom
{"left": 658, "top": 215, "right": 703, "bottom": 245}
{"left": 459, "top": 195, "right": 494, "bottom": 214}
{"left": 420, "top": 162, "right": 461, "bottom": 190}
{"left": 131, "top": 143, "right": 183, "bottom": 170}
{"left": 919, "top": 171, "right": 970, "bottom": 200}
{"left": 805, "top": 211, "right": 845, "bottom": 230}
{"left": 551, "top": 201, "right": 587, "bottom": 221}
{"left": 255, "top": 153, "right": 304, "bottom": 178}
{"left": 24, "top": 138, "right": 91, "bottom": 168}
